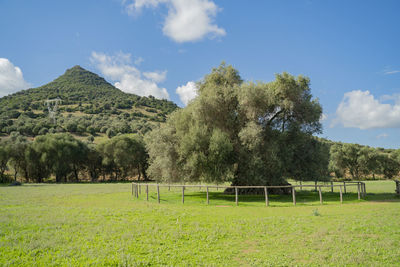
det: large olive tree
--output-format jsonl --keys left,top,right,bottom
{"left": 146, "top": 63, "right": 323, "bottom": 186}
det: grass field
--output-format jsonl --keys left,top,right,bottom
{"left": 1, "top": 181, "right": 399, "bottom": 266}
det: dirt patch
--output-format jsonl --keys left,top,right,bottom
{"left": 242, "top": 240, "right": 259, "bottom": 254}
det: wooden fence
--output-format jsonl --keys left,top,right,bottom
{"left": 131, "top": 181, "right": 366, "bottom": 206}
{"left": 395, "top": 180, "right": 400, "bottom": 195}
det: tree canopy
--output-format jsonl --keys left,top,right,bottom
{"left": 145, "top": 63, "right": 325, "bottom": 185}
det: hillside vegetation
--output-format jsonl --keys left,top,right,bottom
{"left": 0, "top": 66, "right": 178, "bottom": 137}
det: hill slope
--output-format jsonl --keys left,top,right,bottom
{"left": 0, "top": 66, "right": 178, "bottom": 137}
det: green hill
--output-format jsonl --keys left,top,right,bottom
{"left": 0, "top": 66, "right": 178, "bottom": 138}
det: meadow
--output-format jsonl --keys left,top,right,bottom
{"left": 1, "top": 181, "right": 399, "bottom": 266}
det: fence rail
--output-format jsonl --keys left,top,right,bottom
{"left": 131, "top": 181, "right": 366, "bottom": 206}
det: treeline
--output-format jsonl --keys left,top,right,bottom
{"left": 0, "top": 132, "right": 148, "bottom": 183}
{"left": 328, "top": 142, "right": 400, "bottom": 180}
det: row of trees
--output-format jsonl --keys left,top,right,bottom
{"left": 0, "top": 133, "right": 148, "bottom": 183}
{"left": 329, "top": 143, "right": 400, "bottom": 180}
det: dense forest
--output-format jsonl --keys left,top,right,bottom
{"left": 0, "top": 64, "right": 399, "bottom": 184}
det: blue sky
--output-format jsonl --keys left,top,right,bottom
{"left": 1, "top": 0, "right": 399, "bottom": 148}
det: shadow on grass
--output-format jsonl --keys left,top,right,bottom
{"left": 147, "top": 190, "right": 400, "bottom": 206}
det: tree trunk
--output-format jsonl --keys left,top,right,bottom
{"left": 141, "top": 164, "right": 148, "bottom": 181}
{"left": 73, "top": 166, "right": 79, "bottom": 182}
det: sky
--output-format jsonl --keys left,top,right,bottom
{"left": 0, "top": 0, "right": 399, "bottom": 148}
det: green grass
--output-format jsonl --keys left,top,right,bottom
{"left": 1, "top": 181, "right": 399, "bottom": 266}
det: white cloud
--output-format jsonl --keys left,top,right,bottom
{"left": 123, "top": 0, "right": 166, "bottom": 14}
{"left": 143, "top": 70, "right": 167, "bottom": 83}
{"left": 134, "top": 57, "right": 144, "bottom": 65}
{"left": 90, "top": 51, "right": 169, "bottom": 99}
{"left": 377, "top": 133, "right": 389, "bottom": 139}
{"left": 0, "top": 58, "right": 31, "bottom": 97}
{"left": 176, "top": 81, "right": 197, "bottom": 105}
{"left": 333, "top": 90, "right": 400, "bottom": 129}
{"left": 384, "top": 70, "right": 400, "bottom": 75}
{"left": 380, "top": 93, "right": 400, "bottom": 105}
{"left": 122, "top": 0, "right": 226, "bottom": 43}
{"left": 381, "top": 66, "right": 400, "bottom": 75}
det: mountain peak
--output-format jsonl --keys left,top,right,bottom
{"left": 66, "top": 65, "right": 85, "bottom": 72}
{"left": 47, "top": 65, "right": 116, "bottom": 92}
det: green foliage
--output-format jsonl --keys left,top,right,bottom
{"left": 28, "top": 133, "right": 88, "bottom": 182}
{"left": 0, "top": 140, "right": 10, "bottom": 181}
{"left": 0, "top": 132, "right": 149, "bottom": 183}
{"left": 146, "top": 63, "right": 324, "bottom": 185}
{"left": 97, "top": 134, "right": 148, "bottom": 180}
{"left": 329, "top": 142, "right": 400, "bottom": 180}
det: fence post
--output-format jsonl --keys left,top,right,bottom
{"left": 363, "top": 183, "right": 366, "bottom": 197}
{"left": 139, "top": 184, "right": 141, "bottom": 195}
{"left": 300, "top": 181, "right": 302, "bottom": 191}
{"left": 168, "top": 184, "right": 170, "bottom": 191}
{"left": 235, "top": 187, "right": 238, "bottom": 206}
{"left": 292, "top": 187, "right": 296, "bottom": 206}
{"left": 360, "top": 182, "right": 364, "bottom": 197}
{"left": 206, "top": 186, "right": 209, "bottom": 205}
{"left": 344, "top": 182, "right": 347, "bottom": 194}
{"left": 182, "top": 186, "right": 185, "bottom": 204}
{"left": 264, "top": 186, "right": 269, "bottom": 207}
{"left": 131, "top": 183, "right": 133, "bottom": 196}
{"left": 331, "top": 181, "right": 334, "bottom": 193}
{"left": 357, "top": 183, "right": 361, "bottom": 200}
{"left": 318, "top": 186, "right": 323, "bottom": 204}
{"left": 339, "top": 185, "right": 343, "bottom": 204}
{"left": 157, "top": 184, "right": 160, "bottom": 203}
